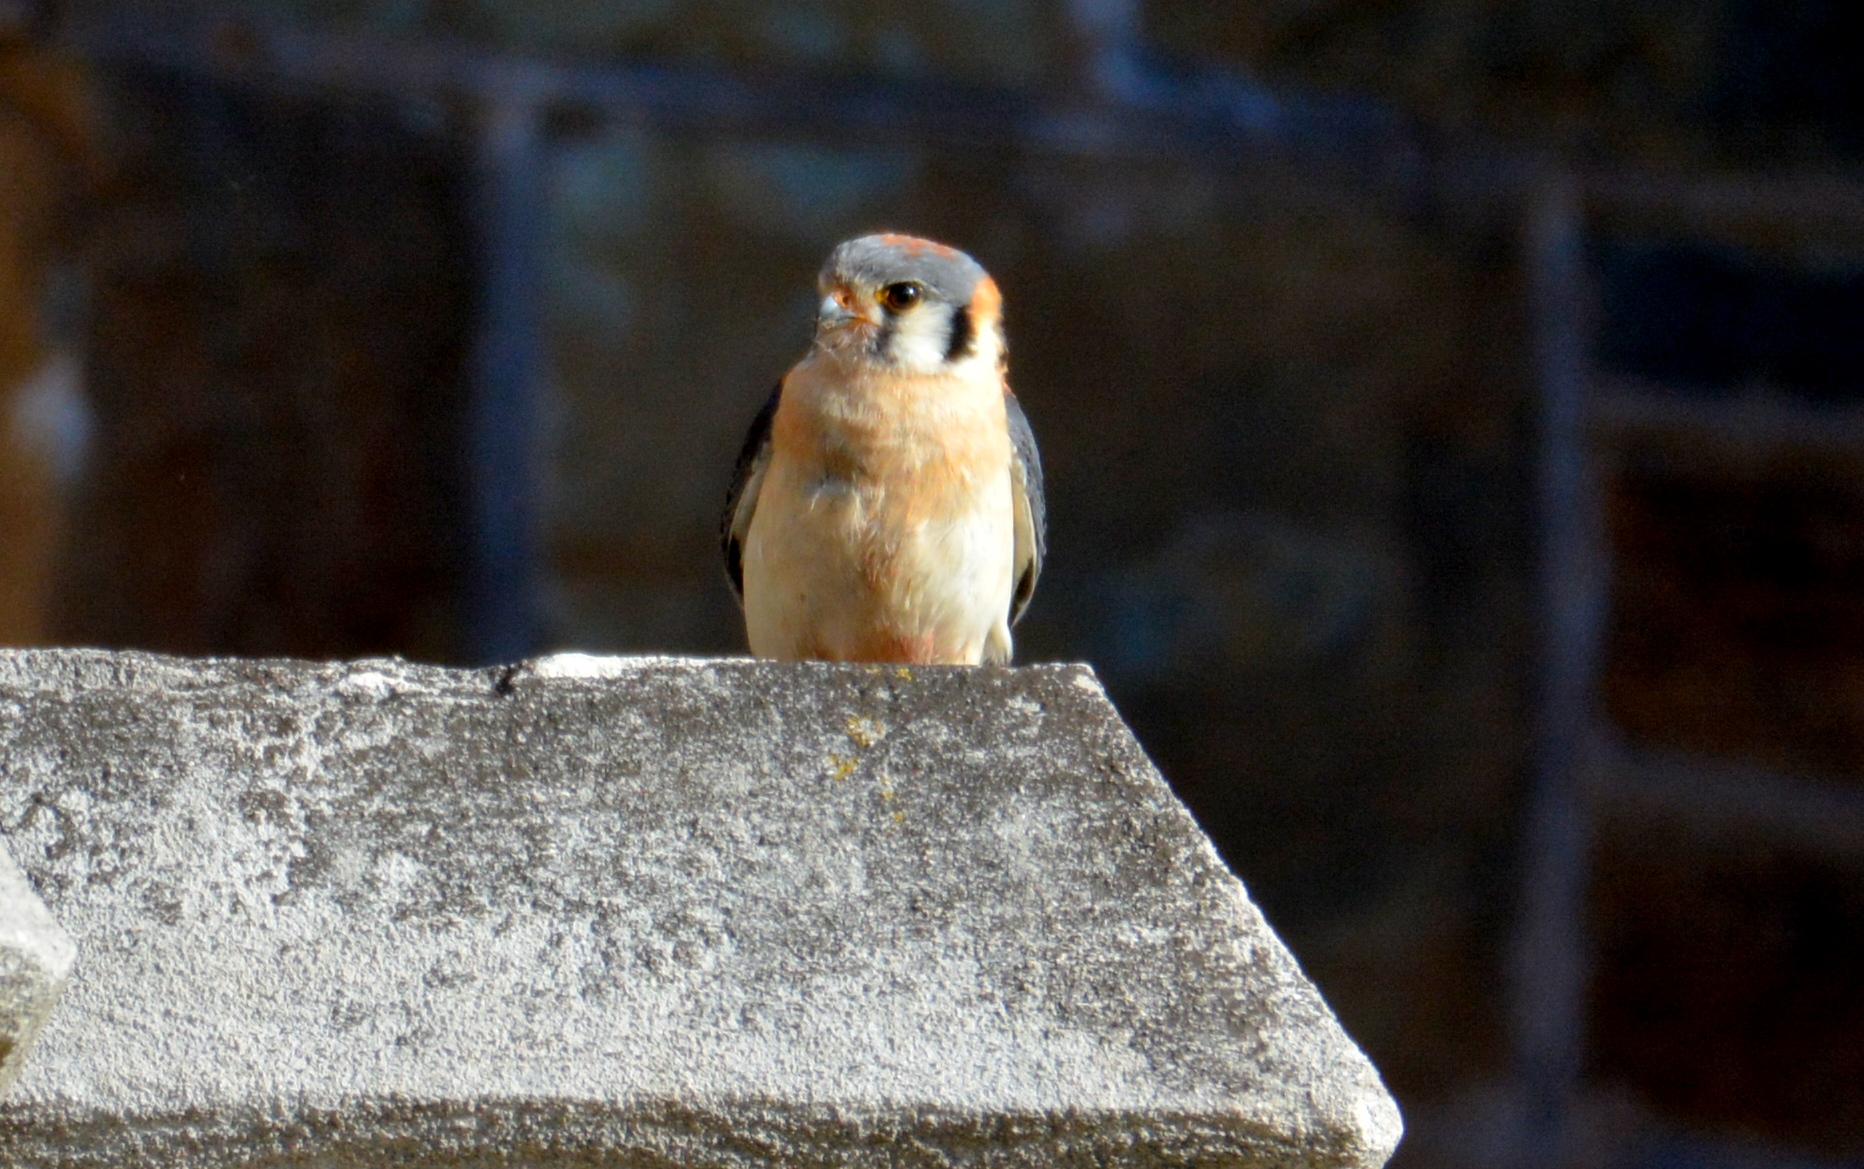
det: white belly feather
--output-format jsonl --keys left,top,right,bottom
{"left": 742, "top": 458, "right": 1016, "bottom": 664}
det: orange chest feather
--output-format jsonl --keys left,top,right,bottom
{"left": 769, "top": 364, "right": 1011, "bottom": 525}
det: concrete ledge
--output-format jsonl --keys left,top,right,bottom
{"left": 0, "top": 834, "right": 75, "bottom": 1094}
{"left": 0, "top": 649, "right": 1401, "bottom": 1167}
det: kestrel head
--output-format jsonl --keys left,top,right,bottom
{"left": 814, "top": 233, "right": 1005, "bottom": 376}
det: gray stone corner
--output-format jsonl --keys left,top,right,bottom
{"left": 0, "top": 832, "right": 76, "bottom": 1095}
{"left": 0, "top": 647, "right": 1402, "bottom": 1167}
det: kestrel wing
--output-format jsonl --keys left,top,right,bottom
{"left": 1005, "top": 389, "right": 1045, "bottom": 626}
{"left": 721, "top": 382, "right": 783, "bottom": 605}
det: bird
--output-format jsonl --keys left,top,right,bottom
{"left": 721, "top": 233, "right": 1045, "bottom": 665}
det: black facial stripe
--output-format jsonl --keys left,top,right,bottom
{"left": 944, "top": 304, "right": 976, "bottom": 363}
{"left": 874, "top": 313, "right": 897, "bottom": 362}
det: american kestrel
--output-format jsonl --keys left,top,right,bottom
{"left": 721, "top": 233, "right": 1045, "bottom": 665}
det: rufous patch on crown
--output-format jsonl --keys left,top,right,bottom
{"left": 875, "top": 233, "right": 960, "bottom": 259}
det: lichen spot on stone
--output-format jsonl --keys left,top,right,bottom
{"left": 845, "top": 715, "right": 886, "bottom": 749}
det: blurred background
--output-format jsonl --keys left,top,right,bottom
{"left": 2, "top": 0, "right": 1862, "bottom": 1165}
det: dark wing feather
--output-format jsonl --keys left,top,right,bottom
{"left": 1005, "top": 391, "right": 1045, "bottom": 626}
{"left": 721, "top": 383, "right": 783, "bottom": 605}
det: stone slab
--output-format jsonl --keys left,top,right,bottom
{"left": 0, "top": 833, "right": 75, "bottom": 1094}
{"left": 0, "top": 648, "right": 1401, "bottom": 1167}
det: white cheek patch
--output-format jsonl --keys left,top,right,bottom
{"left": 884, "top": 304, "right": 958, "bottom": 375}
{"left": 882, "top": 303, "right": 1003, "bottom": 378}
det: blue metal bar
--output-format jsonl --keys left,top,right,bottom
{"left": 1510, "top": 170, "right": 1603, "bottom": 1169}
{"left": 463, "top": 89, "right": 545, "bottom": 664}
{"left": 58, "top": 10, "right": 1412, "bottom": 180}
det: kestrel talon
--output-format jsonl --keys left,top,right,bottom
{"left": 721, "top": 233, "right": 1045, "bottom": 665}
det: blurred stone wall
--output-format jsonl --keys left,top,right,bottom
{"left": 0, "top": 38, "right": 95, "bottom": 645}
{"left": 1147, "top": 0, "right": 1864, "bottom": 165}
{"left": 1135, "top": 3, "right": 1864, "bottom": 1164}
{"left": 54, "top": 68, "right": 474, "bottom": 660}
{"left": 77, "top": 0, "right": 1068, "bottom": 87}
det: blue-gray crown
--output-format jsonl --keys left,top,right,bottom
{"left": 820, "top": 234, "right": 988, "bottom": 305}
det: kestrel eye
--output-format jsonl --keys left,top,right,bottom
{"left": 878, "top": 282, "right": 923, "bottom": 312}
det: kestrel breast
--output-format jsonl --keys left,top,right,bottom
{"left": 741, "top": 367, "right": 1015, "bottom": 665}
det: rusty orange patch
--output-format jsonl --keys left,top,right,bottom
{"left": 969, "top": 275, "right": 1002, "bottom": 324}
{"left": 875, "top": 232, "right": 959, "bottom": 259}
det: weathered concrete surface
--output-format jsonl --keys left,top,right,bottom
{"left": 0, "top": 833, "right": 74, "bottom": 1094}
{"left": 0, "top": 648, "right": 1401, "bottom": 1167}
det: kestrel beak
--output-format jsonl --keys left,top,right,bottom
{"left": 817, "top": 286, "right": 876, "bottom": 335}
